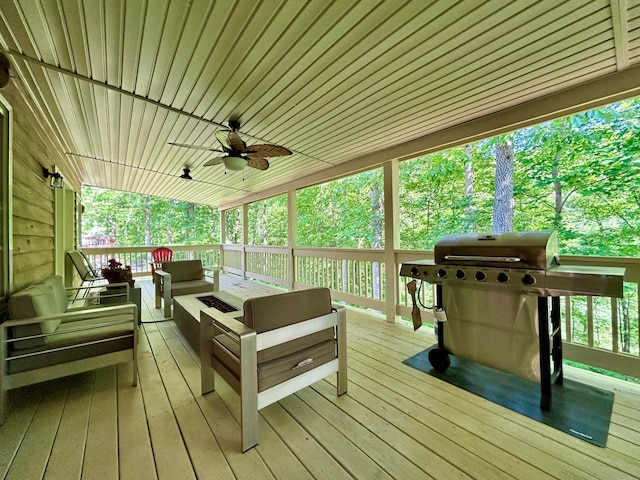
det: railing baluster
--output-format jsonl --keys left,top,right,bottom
{"left": 564, "top": 297, "right": 572, "bottom": 342}
{"left": 587, "top": 296, "right": 594, "bottom": 348}
{"left": 611, "top": 297, "right": 619, "bottom": 353}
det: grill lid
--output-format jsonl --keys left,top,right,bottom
{"left": 434, "top": 231, "right": 559, "bottom": 270}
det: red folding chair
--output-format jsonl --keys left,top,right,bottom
{"left": 150, "top": 247, "right": 173, "bottom": 283}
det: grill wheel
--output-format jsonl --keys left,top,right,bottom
{"left": 428, "top": 347, "right": 451, "bottom": 372}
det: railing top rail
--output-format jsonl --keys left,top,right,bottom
{"left": 83, "top": 244, "right": 221, "bottom": 253}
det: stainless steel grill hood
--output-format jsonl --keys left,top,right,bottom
{"left": 401, "top": 231, "right": 625, "bottom": 297}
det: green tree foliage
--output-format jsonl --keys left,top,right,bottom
{"left": 225, "top": 207, "right": 241, "bottom": 244}
{"left": 248, "top": 195, "right": 287, "bottom": 246}
{"left": 81, "top": 187, "right": 220, "bottom": 246}
{"left": 398, "top": 98, "right": 640, "bottom": 255}
{"left": 297, "top": 170, "right": 384, "bottom": 248}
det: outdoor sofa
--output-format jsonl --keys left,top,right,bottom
{"left": 1, "top": 275, "right": 138, "bottom": 424}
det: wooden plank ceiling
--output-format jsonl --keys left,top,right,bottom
{"left": 0, "top": 0, "right": 639, "bottom": 208}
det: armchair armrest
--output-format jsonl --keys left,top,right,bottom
{"left": 255, "top": 312, "right": 339, "bottom": 351}
{"left": 154, "top": 270, "right": 171, "bottom": 315}
{"left": 202, "top": 266, "right": 220, "bottom": 291}
{"left": 200, "top": 308, "right": 249, "bottom": 395}
{"left": 200, "top": 304, "right": 347, "bottom": 396}
{"left": 2, "top": 304, "right": 137, "bottom": 354}
{"left": 67, "top": 282, "right": 130, "bottom": 311}
{"left": 2, "top": 303, "right": 137, "bottom": 329}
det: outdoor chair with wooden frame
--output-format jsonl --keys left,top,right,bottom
{"left": 200, "top": 287, "right": 347, "bottom": 452}
{"left": 150, "top": 247, "right": 172, "bottom": 283}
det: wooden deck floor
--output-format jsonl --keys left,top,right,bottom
{"left": 1, "top": 275, "right": 639, "bottom": 480}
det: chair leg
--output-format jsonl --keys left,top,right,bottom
{"left": 163, "top": 277, "right": 172, "bottom": 318}
{"left": 0, "top": 388, "right": 8, "bottom": 425}
{"left": 240, "top": 335, "right": 259, "bottom": 452}
{"left": 132, "top": 327, "right": 138, "bottom": 387}
{"left": 241, "top": 390, "right": 259, "bottom": 452}
{"left": 336, "top": 307, "right": 348, "bottom": 396}
{"left": 201, "top": 316, "right": 215, "bottom": 395}
{"left": 155, "top": 275, "right": 162, "bottom": 309}
{"left": 213, "top": 270, "right": 220, "bottom": 292}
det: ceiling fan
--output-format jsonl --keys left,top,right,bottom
{"left": 169, "top": 120, "right": 292, "bottom": 171}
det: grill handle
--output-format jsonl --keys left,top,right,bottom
{"left": 444, "top": 255, "right": 522, "bottom": 263}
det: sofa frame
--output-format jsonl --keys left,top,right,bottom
{"left": 1, "top": 278, "right": 138, "bottom": 424}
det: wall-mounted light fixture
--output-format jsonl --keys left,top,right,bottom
{"left": 0, "top": 51, "right": 12, "bottom": 89}
{"left": 42, "top": 167, "right": 64, "bottom": 188}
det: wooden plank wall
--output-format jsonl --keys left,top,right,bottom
{"left": 1, "top": 81, "right": 68, "bottom": 292}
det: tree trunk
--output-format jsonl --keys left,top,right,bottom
{"left": 261, "top": 203, "right": 268, "bottom": 245}
{"left": 370, "top": 185, "right": 383, "bottom": 249}
{"left": 492, "top": 141, "right": 514, "bottom": 233}
{"left": 167, "top": 200, "right": 175, "bottom": 243}
{"left": 210, "top": 206, "right": 218, "bottom": 241}
{"left": 464, "top": 143, "right": 475, "bottom": 231}
{"left": 144, "top": 196, "right": 151, "bottom": 245}
{"left": 552, "top": 153, "right": 562, "bottom": 231}
{"left": 369, "top": 184, "right": 383, "bottom": 299}
{"left": 620, "top": 297, "right": 630, "bottom": 353}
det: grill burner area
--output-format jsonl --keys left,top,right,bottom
{"left": 197, "top": 295, "right": 239, "bottom": 313}
{"left": 402, "top": 231, "right": 624, "bottom": 297}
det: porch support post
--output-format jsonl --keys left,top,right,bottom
{"left": 220, "top": 209, "right": 226, "bottom": 270}
{"left": 241, "top": 203, "right": 248, "bottom": 280}
{"left": 383, "top": 160, "right": 400, "bottom": 323}
{"left": 287, "top": 190, "right": 297, "bottom": 291}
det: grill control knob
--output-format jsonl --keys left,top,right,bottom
{"left": 497, "top": 272, "right": 510, "bottom": 283}
{"left": 475, "top": 271, "right": 487, "bottom": 282}
{"left": 522, "top": 274, "right": 536, "bottom": 286}
{"left": 455, "top": 269, "right": 465, "bottom": 279}
{"left": 437, "top": 269, "right": 447, "bottom": 278}
{"left": 410, "top": 267, "right": 419, "bottom": 276}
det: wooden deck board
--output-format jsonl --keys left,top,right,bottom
{"left": 83, "top": 367, "right": 119, "bottom": 479}
{"left": 115, "top": 362, "right": 158, "bottom": 480}
{"left": 1, "top": 275, "right": 639, "bottom": 479}
{"left": 44, "top": 372, "right": 93, "bottom": 479}
{"left": 0, "top": 387, "right": 42, "bottom": 478}
{"left": 6, "top": 379, "right": 68, "bottom": 479}
{"left": 171, "top": 341, "right": 312, "bottom": 480}
{"left": 136, "top": 326, "right": 197, "bottom": 479}
{"left": 346, "top": 315, "right": 639, "bottom": 480}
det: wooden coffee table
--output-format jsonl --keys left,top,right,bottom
{"left": 173, "top": 291, "right": 243, "bottom": 352}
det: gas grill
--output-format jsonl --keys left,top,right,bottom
{"left": 400, "top": 231, "right": 625, "bottom": 410}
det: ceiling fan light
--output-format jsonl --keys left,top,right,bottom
{"left": 223, "top": 155, "right": 246, "bottom": 171}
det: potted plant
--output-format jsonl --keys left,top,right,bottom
{"left": 101, "top": 258, "right": 135, "bottom": 287}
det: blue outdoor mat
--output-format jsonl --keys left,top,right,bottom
{"left": 403, "top": 346, "right": 614, "bottom": 447}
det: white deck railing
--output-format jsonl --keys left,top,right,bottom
{"left": 82, "top": 245, "right": 222, "bottom": 278}
{"left": 83, "top": 244, "right": 639, "bottom": 378}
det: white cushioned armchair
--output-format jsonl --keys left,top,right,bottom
{"left": 155, "top": 259, "right": 219, "bottom": 317}
{"left": 200, "top": 287, "right": 347, "bottom": 452}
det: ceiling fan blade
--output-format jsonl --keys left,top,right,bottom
{"left": 228, "top": 131, "right": 245, "bottom": 152}
{"left": 246, "top": 155, "right": 269, "bottom": 170}
{"left": 245, "top": 144, "right": 292, "bottom": 157}
{"left": 215, "top": 130, "right": 233, "bottom": 149}
{"left": 168, "top": 142, "right": 219, "bottom": 152}
{"left": 203, "top": 157, "right": 225, "bottom": 167}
